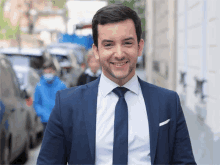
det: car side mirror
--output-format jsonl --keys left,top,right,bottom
{"left": 21, "top": 89, "right": 29, "bottom": 99}
{"left": 21, "top": 89, "right": 33, "bottom": 107}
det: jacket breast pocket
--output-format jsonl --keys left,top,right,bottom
{"left": 159, "top": 122, "right": 170, "bottom": 131}
{"left": 156, "top": 121, "right": 170, "bottom": 163}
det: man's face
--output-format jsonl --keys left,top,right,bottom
{"left": 93, "top": 19, "right": 144, "bottom": 86}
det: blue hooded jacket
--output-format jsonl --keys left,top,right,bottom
{"left": 34, "top": 76, "right": 67, "bottom": 123}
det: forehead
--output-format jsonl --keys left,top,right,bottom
{"left": 97, "top": 19, "right": 137, "bottom": 42}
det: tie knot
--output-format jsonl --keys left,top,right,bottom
{"left": 112, "top": 87, "right": 129, "bottom": 98}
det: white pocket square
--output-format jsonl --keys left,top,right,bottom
{"left": 159, "top": 119, "right": 170, "bottom": 126}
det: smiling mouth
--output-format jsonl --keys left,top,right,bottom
{"left": 110, "top": 61, "right": 129, "bottom": 66}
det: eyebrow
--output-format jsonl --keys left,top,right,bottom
{"left": 101, "top": 40, "right": 113, "bottom": 44}
{"left": 123, "top": 37, "right": 135, "bottom": 41}
{"left": 101, "top": 37, "right": 135, "bottom": 44}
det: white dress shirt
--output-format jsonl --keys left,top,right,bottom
{"left": 95, "top": 73, "right": 151, "bottom": 165}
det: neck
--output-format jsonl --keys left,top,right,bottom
{"left": 104, "top": 72, "right": 135, "bottom": 86}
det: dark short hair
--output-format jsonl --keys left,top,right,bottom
{"left": 92, "top": 4, "right": 142, "bottom": 48}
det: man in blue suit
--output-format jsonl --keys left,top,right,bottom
{"left": 37, "top": 4, "right": 196, "bottom": 165}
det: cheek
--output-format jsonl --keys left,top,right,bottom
{"left": 99, "top": 50, "right": 112, "bottom": 61}
{"left": 98, "top": 48, "right": 138, "bottom": 61}
{"left": 130, "top": 48, "right": 139, "bottom": 56}
{"left": 124, "top": 50, "right": 139, "bottom": 61}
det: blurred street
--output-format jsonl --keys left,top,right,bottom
{"left": 1, "top": 0, "right": 220, "bottom": 164}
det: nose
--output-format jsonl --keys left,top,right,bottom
{"left": 114, "top": 45, "right": 125, "bottom": 59}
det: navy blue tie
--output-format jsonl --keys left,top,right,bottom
{"left": 112, "top": 87, "right": 129, "bottom": 165}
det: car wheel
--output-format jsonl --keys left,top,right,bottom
{"left": 1, "top": 138, "right": 10, "bottom": 165}
{"left": 29, "top": 134, "right": 34, "bottom": 149}
{"left": 24, "top": 139, "right": 29, "bottom": 162}
{"left": 18, "top": 136, "right": 29, "bottom": 164}
{"left": 27, "top": 115, "right": 36, "bottom": 149}
{"left": 29, "top": 129, "right": 37, "bottom": 149}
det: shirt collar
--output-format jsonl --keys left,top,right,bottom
{"left": 99, "top": 72, "right": 139, "bottom": 97}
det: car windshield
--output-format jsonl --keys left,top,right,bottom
{"left": 47, "top": 45, "right": 85, "bottom": 64}
{"left": 52, "top": 55, "right": 68, "bottom": 63}
{"left": 7, "top": 54, "right": 44, "bottom": 69}
{"left": 12, "top": 66, "right": 28, "bottom": 89}
{"left": 16, "top": 72, "right": 26, "bottom": 88}
{"left": 8, "top": 55, "right": 30, "bottom": 66}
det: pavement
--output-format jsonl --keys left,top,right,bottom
{"left": 183, "top": 105, "right": 220, "bottom": 164}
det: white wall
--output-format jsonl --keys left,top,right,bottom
{"left": 146, "top": 0, "right": 176, "bottom": 90}
{"left": 176, "top": 0, "right": 220, "bottom": 136}
{"left": 146, "top": 0, "right": 220, "bottom": 163}
{"left": 176, "top": 0, "right": 220, "bottom": 163}
{"left": 206, "top": 0, "right": 220, "bottom": 135}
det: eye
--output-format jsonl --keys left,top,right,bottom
{"left": 104, "top": 43, "right": 113, "bottom": 48}
{"left": 105, "top": 43, "right": 111, "bottom": 46}
{"left": 124, "top": 42, "right": 133, "bottom": 46}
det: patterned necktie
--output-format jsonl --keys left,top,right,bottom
{"left": 112, "top": 87, "right": 129, "bottom": 165}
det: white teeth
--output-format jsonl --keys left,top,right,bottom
{"left": 116, "top": 62, "right": 125, "bottom": 66}
{"left": 111, "top": 61, "right": 128, "bottom": 66}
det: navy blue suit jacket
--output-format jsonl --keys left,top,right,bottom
{"left": 37, "top": 77, "right": 196, "bottom": 164}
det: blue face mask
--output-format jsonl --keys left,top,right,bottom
{"left": 43, "top": 73, "right": 55, "bottom": 83}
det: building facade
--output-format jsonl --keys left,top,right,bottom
{"left": 145, "top": 0, "right": 220, "bottom": 164}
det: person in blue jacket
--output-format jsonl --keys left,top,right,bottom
{"left": 34, "top": 60, "right": 67, "bottom": 134}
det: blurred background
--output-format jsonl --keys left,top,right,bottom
{"left": 0, "top": 0, "right": 219, "bottom": 164}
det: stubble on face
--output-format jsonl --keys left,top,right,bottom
{"left": 97, "top": 49, "right": 138, "bottom": 86}
{"left": 101, "top": 58, "right": 133, "bottom": 79}
{"left": 93, "top": 19, "right": 144, "bottom": 86}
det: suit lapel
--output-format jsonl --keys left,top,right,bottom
{"left": 83, "top": 76, "right": 159, "bottom": 163}
{"left": 83, "top": 77, "right": 100, "bottom": 162}
{"left": 138, "top": 77, "right": 160, "bottom": 164}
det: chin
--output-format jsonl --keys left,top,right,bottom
{"left": 114, "top": 68, "right": 134, "bottom": 78}
{"left": 112, "top": 72, "right": 130, "bottom": 80}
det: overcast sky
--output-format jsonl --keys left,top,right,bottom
{"left": 66, "top": 0, "right": 107, "bottom": 35}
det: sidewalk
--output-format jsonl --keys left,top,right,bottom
{"left": 183, "top": 106, "right": 220, "bottom": 164}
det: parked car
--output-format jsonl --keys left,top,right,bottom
{"left": 47, "top": 46, "right": 84, "bottom": 87}
{"left": 44, "top": 51, "right": 62, "bottom": 78}
{"left": 0, "top": 54, "right": 30, "bottom": 164}
{"left": 47, "top": 43, "right": 87, "bottom": 65}
{"left": 0, "top": 47, "right": 48, "bottom": 76}
{"left": 12, "top": 64, "right": 44, "bottom": 149}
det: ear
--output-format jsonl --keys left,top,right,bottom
{"left": 92, "top": 44, "right": 99, "bottom": 60}
{"left": 138, "top": 39, "right": 145, "bottom": 57}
